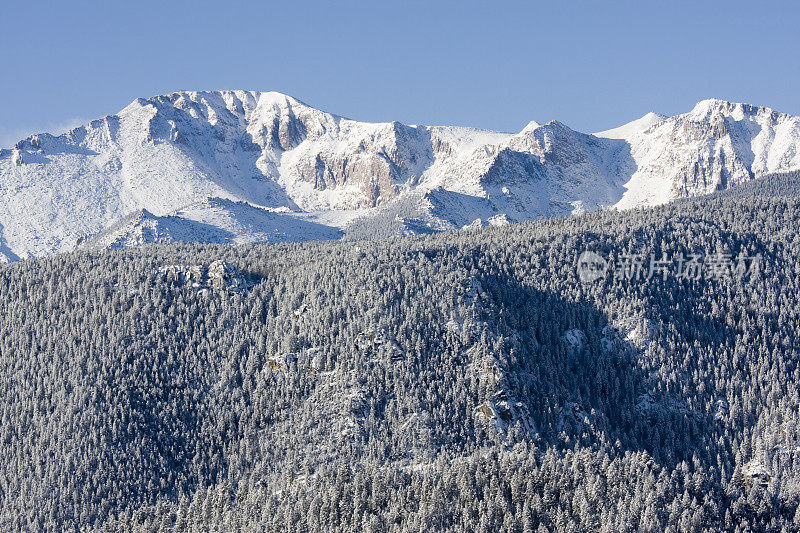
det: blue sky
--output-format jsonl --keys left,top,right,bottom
{"left": 1, "top": 0, "right": 798, "bottom": 146}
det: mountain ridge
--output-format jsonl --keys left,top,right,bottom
{"left": 1, "top": 90, "right": 799, "bottom": 259}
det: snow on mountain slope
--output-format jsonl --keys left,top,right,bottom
{"left": 2, "top": 91, "right": 800, "bottom": 259}
{"left": 614, "top": 99, "right": 800, "bottom": 209}
{"left": 343, "top": 187, "right": 515, "bottom": 241}
{"left": 0, "top": 90, "right": 499, "bottom": 258}
{"left": 594, "top": 112, "right": 666, "bottom": 139}
{"left": 80, "top": 197, "right": 342, "bottom": 251}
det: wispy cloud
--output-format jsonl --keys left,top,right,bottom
{"left": 0, "top": 118, "right": 88, "bottom": 149}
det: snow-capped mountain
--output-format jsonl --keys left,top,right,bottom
{"left": 607, "top": 100, "right": 800, "bottom": 209}
{"left": 1, "top": 91, "right": 799, "bottom": 260}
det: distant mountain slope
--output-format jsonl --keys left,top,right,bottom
{"left": 593, "top": 111, "right": 666, "bottom": 139}
{"left": 613, "top": 99, "right": 800, "bottom": 209}
{"left": 80, "top": 197, "right": 342, "bottom": 251}
{"left": 2, "top": 91, "right": 800, "bottom": 259}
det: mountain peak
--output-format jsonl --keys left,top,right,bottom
{"left": 689, "top": 98, "right": 737, "bottom": 116}
{"left": 520, "top": 120, "right": 541, "bottom": 134}
{"left": 687, "top": 98, "right": 784, "bottom": 120}
{"left": 120, "top": 90, "right": 316, "bottom": 119}
{"left": 594, "top": 112, "right": 665, "bottom": 139}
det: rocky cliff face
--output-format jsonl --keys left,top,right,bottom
{"left": 609, "top": 99, "right": 800, "bottom": 209}
{"left": 1, "top": 91, "right": 800, "bottom": 259}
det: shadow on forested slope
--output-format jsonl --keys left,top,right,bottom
{"left": 477, "top": 271, "right": 729, "bottom": 467}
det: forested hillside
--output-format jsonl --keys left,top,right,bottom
{"left": 2, "top": 191, "right": 800, "bottom": 531}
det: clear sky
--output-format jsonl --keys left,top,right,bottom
{"left": 1, "top": 0, "right": 798, "bottom": 147}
